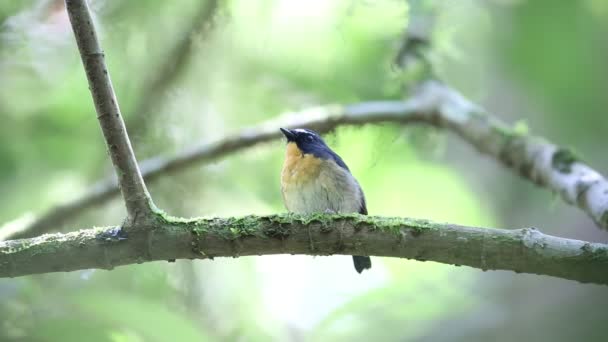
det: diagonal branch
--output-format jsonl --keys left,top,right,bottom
{"left": 1, "top": 214, "right": 607, "bottom": 285}
{"left": 65, "top": 0, "right": 154, "bottom": 222}
{"left": 4, "top": 80, "right": 608, "bottom": 240}
{"left": 392, "top": 11, "right": 608, "bottom": 230}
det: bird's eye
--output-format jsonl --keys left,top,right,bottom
{"left": 306, "top": 135, "right": 314, "bottom": 142}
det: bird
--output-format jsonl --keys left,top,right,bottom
{"left": 279, "top": 127, "right": 372, "bottom": 273}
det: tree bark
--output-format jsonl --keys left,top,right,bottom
{"left": 66, "top": 0, "right": 155, "bottom": 223}
{"left": 1, "top": 214, "right": 607, "bottom": 284}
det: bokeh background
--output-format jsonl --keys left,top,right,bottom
{"left": 1, "top": 0, "right": 607, "bottom": 341}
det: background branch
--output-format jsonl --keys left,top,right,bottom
{"left": 1, "top": 214, "right": 607, "bottom": 285}
{"left": 4, "top": 80, "right": 608, "bottom": 239}
{"left": 65, "top": 0, "right": 154, "bottom": 222}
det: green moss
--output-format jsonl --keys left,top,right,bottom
{"left": 492, "top": 118, "right": 529, "bottom": 140}
{"left": 489, "top": 119, "right": 535, "bottom": 174}
{"left": 492, "top": 123, "right": 517, "bottom": 141}
{"left": 152, "top": 208, "right": 196, "bottom": 225}
{"left": 551, "top": 148, "right": 578, "bottom": 173}
{"left": 265, "top": 214, "right": 296, "bottom": 238}
{"left": 592, "top": 248, "right": 608, "bottom": 261}
{"left": 354, "top": 216, "right": 438, "bottom": 233}
{"left": 225, "top": 215, "right": 263, "bottom": 239}
{"left": 513, "top": 119, "right": 529, "bottom": 135}
{"left": 265, "top": 213, "right": 337, "bottom": 236}
{"left": 153, "top": 210, "right": 216, "bottom": 236}
{"left": 183, "top": 213, "right": 444, "bottom": 241}
{"left": 580, "top": 242, "right": 593, "bottom": 253}
{"left": 580, "top": 243, "right": 608, "bottom": 262}
{"left": 192, "top": 215, "right": 265, "bottom": 240}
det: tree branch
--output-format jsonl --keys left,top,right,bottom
{"left": 65, "top": 0, "right": 155, "bottom": 222}
{"left": 5, "top": 79, "right": 608, "bottom": 240}
{"left": 1, "top": 214, "right": 607, "bottom": 284}
{"left": 2, "top": 4, "right": 607, "bottom": 286}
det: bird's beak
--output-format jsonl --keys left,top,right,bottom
{"left": 280, "top": 128, "right": 296, "bottom": 142}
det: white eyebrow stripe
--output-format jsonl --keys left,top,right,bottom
{"left": 293, "top": 129, "right": 309, "bottom": 134}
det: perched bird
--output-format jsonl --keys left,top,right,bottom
{"left": 279, "top": 128, "right": 372, "bottom": 273}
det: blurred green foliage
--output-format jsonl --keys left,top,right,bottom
{"left": 1, "top": 0, "right": 607, "bottom": 341}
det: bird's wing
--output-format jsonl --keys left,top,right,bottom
{"left": 326, "top": 149, "right": 350, "bottom": 172}
{"left": 358, "top": 185, "right": 368, "bottom": 215}
{"left": 326, "top": 149, "right": 367, "bottom": 215}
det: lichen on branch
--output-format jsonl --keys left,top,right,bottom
{"left": 1, "top": 214, "right": 607, "bottom": 285}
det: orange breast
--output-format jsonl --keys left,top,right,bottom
{"left": 281, "top": 142, "right": 322, "bottom": 189}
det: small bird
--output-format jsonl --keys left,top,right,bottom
{"left": 279, "top": 128, "right": 372, "bottom": 273}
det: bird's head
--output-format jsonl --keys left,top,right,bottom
{"left": 280, "top": 128, "right": 350, "bottom": 171}
{"left": 280, "top": 128, "right": 329, "bottom": 156}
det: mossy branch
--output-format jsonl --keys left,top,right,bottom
{"left": 1, "top": 214, "right": 607, "bottom": 284}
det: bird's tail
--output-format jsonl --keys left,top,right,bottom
{"left": 352, "top": 255, "right": 372, "bottom": 273}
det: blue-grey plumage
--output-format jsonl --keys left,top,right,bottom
{"left": 280, "top": 128, "right": 372, "bottom": 273}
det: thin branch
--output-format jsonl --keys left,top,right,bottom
{"left": 1, "top": 214, "right": 607, "bottom": 284}
{"left": 5, "top": 80, "right": 608, "bottom": 240}
{"left": 393, "top": 6, "right": 433, "bottom": 73}
{"left": 65, "top": 0, "right": 154, "bottom": 221}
